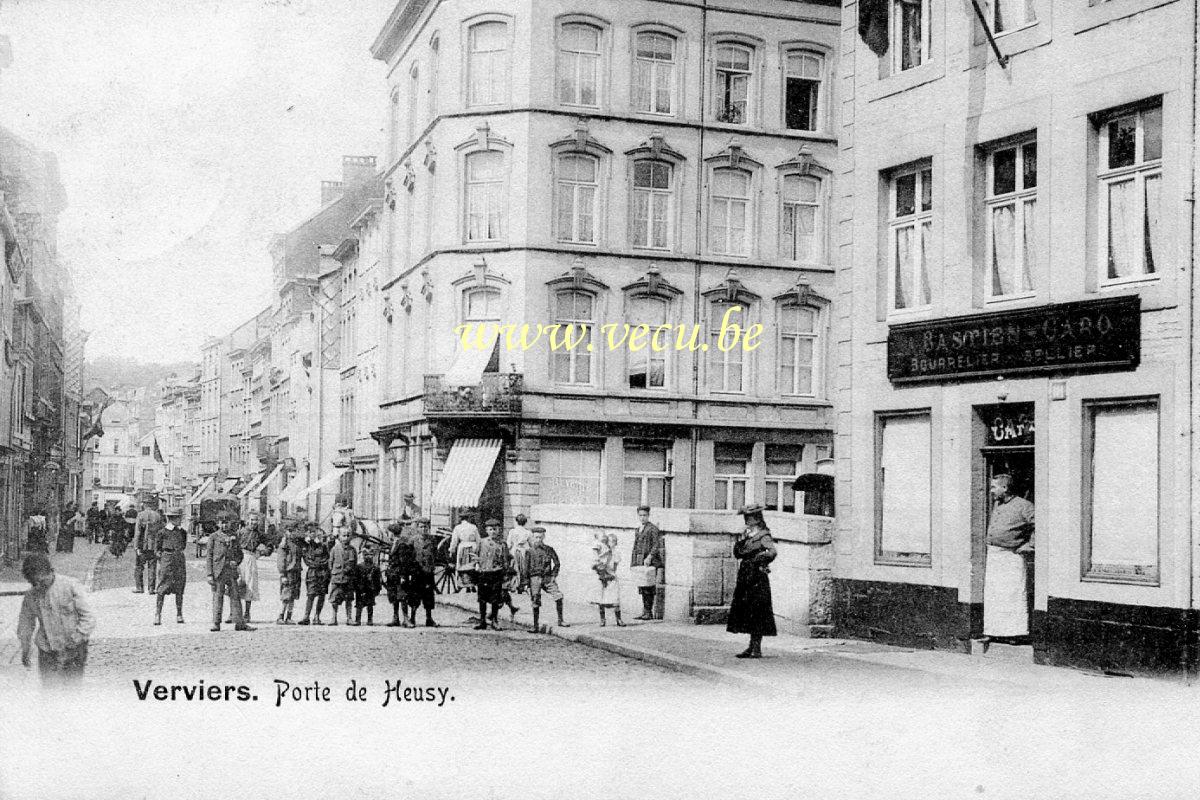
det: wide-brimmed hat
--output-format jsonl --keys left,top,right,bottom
{"left": 164, "top": 507, "right": 183, "bottom": 518}
{"left": 484, "top": 518, "right": 501, "bottom": 527}
{"left": 739, "top": 503, "right": 766, "bottom": 516}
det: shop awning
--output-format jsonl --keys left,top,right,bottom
{"left": 219, "top": 478, "right": 239, "bottom": 494}
{"left": 279, "top": 473, "right": 308, "bottom": 504}
{"left": 293, "top": 467, "right": 349, "bottom": 501}
{"left": 430, "top": 438, "right": 502, "bottom": 509}
{"left": 257, "top": 463, "right": 286, "bottom": 496}
{"left": 443, "top": 340, "right": 495, "bottom": 387}
{"left": 237, "top": 470, "right": 267, "bottom": 498}
{"left": 186, "top": 477, "right": 214, "bottom": 506}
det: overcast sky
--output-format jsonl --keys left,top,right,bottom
{"left": 0, "top": 0, "right": 391, "bottom": 363}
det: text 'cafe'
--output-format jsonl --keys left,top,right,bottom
{"left": 836, "top": 295, "right": 1200, "bottom": 678}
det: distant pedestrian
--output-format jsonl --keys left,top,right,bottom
{"left": 507, "top": 514, "right": 531, "bottom": 558}
{"left": 449, "top": 511, "right": 481, "bottom": 593}
{"left": 517, "top": 525, "right": 569, "bottom": 633}
{"left": 354, "top": 543, "right": 382, "bottom": 626}
{"left": 25, "top": 510, "right": 48, "bottom": 554}
{"left": 206, "top": 512, "right": 254, "bottom": 633}
{"left": 631, "top": 505, "right": 664, "bottom": 620}
{"left": 133, "top": 501, "right": 163, "bottom": 594}
{"left": 123, "top": 504, "right": 138, "bottom": 552}
{"left": 727, "top": 504, "right": 777, "bottom": 659}
{"left": 66, "top": 507, "right": 86, "bottom": 552}
{"left": 298, "top": 526, "right": 331, "bottom": 625}
{"left": 472, "top": 519, "right": 511, "bottom": 631}
{"left": 86, "top": 502, "right": 103, "bottom": 543}
{"left": 153, "top": 507, "right": 188, "bottom": 625}
{"left": 276, "top": 523, "right": 305, "bottom": 625}
{"left": 399, "top": 492, "right": 421, "bottom": 521}
{"left": 16, "top": 552, "right": 96, "bottom": 684}
{"left": 385, "top": 521, "right": 418, "bottom": 627}
{"left": 591, "top": 533, "right": 625, "bottom": 627}
{"left": 327, "top": 529, "right": 357, "bottom": 626}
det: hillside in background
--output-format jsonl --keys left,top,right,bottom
{"left": 86, "top": 356, "right": 198, "bottom": 393}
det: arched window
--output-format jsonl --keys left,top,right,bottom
{"left": 634, "top": 31, "right": 676, "bottom": 115}
{"left": 464, "top": 150, "right": 505, "bottom": 242}
{"left": 709, "top": 168, "right": 751, "bottom": 256}
{"left": 714, "top": 43, "right": 753, "bottom": 124}
{"left": 467, "top": 21, "right": 508, "bottom": 107}
{"left": 708, "top": 300, "right": 749, "bottom": 393}
{"left": 462, "top": 287, "right": 502, "bottom": 372}
{"left": 781, "top": 174, "right": 822, "bottom": 263}
{"left": 784, "top": 49, "right": 823, "bottom": 131}
{"left": 558, "top": 22, "right": 601, "bottom": 107}
{"left": 428, "top": 36, "right": 440, "bottom": 117}
{"left": 552, "top": 290, "right": 595, "bottom": 384}
{"left": 407, "top": 63, "right": 420, "bottom": 144}
{"left": 777, "top": 304, "right": 821, "bottom": 397}
{"left": 631, "top": 160, "right": 672, "bottom": 249}
{"left": 627, "top": 295, "right": 668, "bottom": 389}
{"left": 556, "top": 154, "right": 599, "bottom": 244}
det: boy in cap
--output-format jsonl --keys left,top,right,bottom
{"left": 298, "top": 525, "right": 331, "bottom": 625}
{"left": 206, "top": 513, "right": 255, "bottom": 632}
{"left": 153, "top": 507, "right": 188, "bottom": 625}
{"left": 472, "top": 519, "right": 512, "bottom": 631}
{"left": 17, "top": 552, "right": 96, "bottom": 683}
{"left": 327, "top": 528, "right": 358, "bottom": 626}
{"left": 354, "top": 541, "right": 383, "bottom": 626}
{"left": 410, "top": 518, "right": 439, "bottom": 627}
{"left": 518, "top": 525, "right": 569, "bottom": 633}
{"left": 631, "top": 505, "right": 664, "bottom": 620}
{"left": 385, "top": 521, "right": 418, "bottom": 627}
{"left": 276, "top": 521, "right": 305, "bottom": 624}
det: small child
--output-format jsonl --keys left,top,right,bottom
{"left": 590, "top": 533, "right": 625, "bottom": 627}
{"left": 297, "top": 527, "right": 331, "bottom": 626}
{"left": 354, "top": 544, "right": 383, "bottom": 626}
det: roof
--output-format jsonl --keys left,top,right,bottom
{"left": 273, "top": 174, "right": 384, "bottom": 284}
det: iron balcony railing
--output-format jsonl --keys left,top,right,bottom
{"left": 423, "top": 373, "right": 522, "bottom": 417}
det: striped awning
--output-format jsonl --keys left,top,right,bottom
{"left": 430, "top": 438, "right": 502, "bottom": 509}
{"left": 256, "top": 463, "right": 286, "bottom": 496}
{"left": 186, "top": 477, "right": 214, "bottom": 506}
{"left": 279, "top": 473, "right": 308, "bottom": 504}
{"left": 293, "top": 467, "right": 349, "bottom": 501}
{"left": 237, "top": 470, "right": 267, "bottom": 498}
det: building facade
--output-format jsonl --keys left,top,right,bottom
{"left": 835, "top": 0, "right": 1200, "bottom": 676}
{"left": 369, "top": 0, "right": 842, "bottom": 531}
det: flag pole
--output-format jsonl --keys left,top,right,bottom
{"left": 969, "top": 0, "right": 1010, "bottom": 68}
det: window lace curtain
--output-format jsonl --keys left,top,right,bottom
{"left": 1107, "top": 180, "right": 1137, "bottom": 279}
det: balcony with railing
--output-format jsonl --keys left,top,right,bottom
{"left": 423, "top": 373, "right": 522, "bottom": 417}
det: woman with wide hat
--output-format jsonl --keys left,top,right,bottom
{"left": 727, "top": 503, "right": 778, "bottom": 658}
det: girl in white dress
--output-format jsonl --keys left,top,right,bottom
{"left": 590, "top": 533, "right": 626, "bottom": 627}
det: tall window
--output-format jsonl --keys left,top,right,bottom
{"left": 876, "top": 412, "right": 932, "bottom": 564}
{"left": 778, "top": 304, "right": 819, "bottom": 396}
{"left": 556, "top": 154, "right": 598, "bottom": 244}
{"left": 986, "top": 140, "right": 1037, "bottom": 299}
{"left": 1099, "top": 103, "right": 1163, "bottom": 284}
{"left": 541, "top": 443, "right": 603, "bottom": 503}
{"left": 463, "top": 287, "right": 502, "bottom": 372}
{"left": 634, "top": 31, "right": 675, "bottom": 115}
{"left": 765, "top": 444, "right": 803, "bottom": 513}
{"left": 428, "top": 37, "right": 439, "bottom": 116}
{"left": 551, "top": 290, "right": 594, "bottom": 384}
{"left": 623, "top": 442, "right": 672, "bottom": 507}
{"left": 714, "top": 443, "right": 751, "bottom": 510}
{"left": 891, "top": 0, "right": 931, "bottom": 72}
{"left": 781, "top": 174, "right": 822, "bottom": 263}
{"left": 467, "top": 21, "right": 508, "bottom": 107}
{"left": 465, "top": 150, "right": 505, "bottom": 242}
{"left": 714, "top": 44, "right": 752, "bottom": 123}
{"left": 710, "top": 168, "right": 751, "bottom": 256}
{"left": 631, "top": 161, "right": 672, "bottom": 249}
{"left": 888, "top": 165, "right": 933, "bottom": 311}
{"left": 389, "top": 88, "right": 400, "bottom": 161}
{"left": 558, "top": 23, "right": 601, "bottom": 107}
{"left": 407, "top": 63, "right": 420, "bottom": 144}
{"left": 994, "top": 0, "right": 1036, "bottom": 33}
{"left": 784, "top": 50, "right": 822, "bottom": 131}
{"left": 708, "top": 301, "right": 747, "bottom": 393}
{"left": 627, "top": 295, "right": 668, "bottom": 389}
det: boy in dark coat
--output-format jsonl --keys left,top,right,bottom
{"left": 354, "top": 543, "right": 383, "bottom": 626}
{"left": 298, "top": 526, "right": 331, "bottom": 625}
{"left": 327, "top": 529, "right": 357, "bottom": 626}
{"left": 385, "top": 521, "right": 418, "bottom": 627}
{"left": 276, "top": 523, "right": 305, "bottom": 624}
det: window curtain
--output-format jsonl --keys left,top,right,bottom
{"left": 1144, "top": 174, "right": 1162, "bottom": 274}
{"left": 991, "top": 204, "right": 1016, "bottom": 295}
{"left": 1107, "top": 180, "right": 1137, "bottom": 279}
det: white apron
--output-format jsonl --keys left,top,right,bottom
{"left": 238, "top": 551, "right": 261, "bottom": 602}
{"left": 984, "top": 545, "right": 1027, "bottom": 637}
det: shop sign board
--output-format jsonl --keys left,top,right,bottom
{"left": 887, "top": 296, "right": 1141, "bottom": 384}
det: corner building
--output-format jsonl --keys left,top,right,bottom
{"left": 836, "top": 0, "right": 1200, "bottom": 677}
{"left": 369, "top": 0, "right": 842, "bottom": 528}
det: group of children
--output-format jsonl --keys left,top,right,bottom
{"left": 275, "top": 522, "right": 385, "bottom": 626}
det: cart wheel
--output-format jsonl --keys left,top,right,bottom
{"left": 434, "top": 566, "right": 458, "bottom": 595}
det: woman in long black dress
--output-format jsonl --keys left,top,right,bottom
{"left": 727, "top": 504, "right": 778, "bottom": 659}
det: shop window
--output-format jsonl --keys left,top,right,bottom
{"left": 551, "top": 290, "right": 594, "bottom": 385}
{"left": 887, "top": 164, "right": 933, "bottom": 312}
{"left": 558, "top": 22, "right": 602, "bottom": 108}
{"left": 541, "top": 443, "right": 603, "bottom": 504}
{"left": 626, "top": 295, "right": 669, "bottom": 389}
{"left": 714, "top": 43, "right": 753, "bottom": 124}
{"left": 875, "top": 412, "right": 932, "bottom": 565}
{"left": 1083, "top": 398, "right": 1159, "bottom": 584}
{"left": 1097, "top": 102, "right": 1163, "bottom": 285}
{"left": 891, "top": 0, "right": 931, "bottom": 72}
{"left": 985, "top": 139, "right": 1037, "bottom": 300}
{"left": 633, "top": 31, "right": 676, "bottom": 115}
{"left": 784, "top": 49, "right": 823, "bottom": 131}
{"left": 631, "top": 160, "right": 673, "bottom": 250}
{"left": 714, "top": 442, "right": 751, "bottom": 510}
{"left": 623, "top": 441, "right": 672, "bottom": 507}
{"left": 765, "top": 444, "right": 803, "bottom": 513}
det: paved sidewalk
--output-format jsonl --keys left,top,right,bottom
{"left": 433, "top": 590, "right": 1185, "bottom": 697}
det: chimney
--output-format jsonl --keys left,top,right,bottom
{"left": 341, "top": 155, "right": 377, "bottom": 190}
{"left": 320, "top": 180, "right": 343, "bottom": 205}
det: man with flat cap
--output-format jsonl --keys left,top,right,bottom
{"left": 517, "top": 525, "right": 569, "bottom": 633}
{"left": 631, "top": 505, "right": 664, "bottom": 620}
{"left": 206, "top": 512, "right": 256, "bottom": 632}
{"left": 152, "top": 506, "right": 188, "bottom": 625}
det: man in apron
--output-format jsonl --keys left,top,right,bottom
{"left": 983, "top": 474, "right": 1035, "bottom": 645}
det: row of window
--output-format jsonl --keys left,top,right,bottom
{"left": 457, "top": 285, "right": 825, "bottom": 398}
{"left": 394, "top": 15, "right": 831, "bottom": 156}
{"left": 876, "top": 397, "right": 1160, "bottom": 584}
{"left": 454, "top": 145, "right": 830, "bottom": 263}
{"left": 886, "top": 99, "right": 1163, "bottom": 313}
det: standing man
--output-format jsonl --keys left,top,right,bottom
{"left": 399, "top": 492, "right": 421, "bottom": 521}
{"left": 25, "top": 509, "right": 48, "bottom": 554}
{"left": 449, "top": 511, "right": 481, "bottom": 593}
{"left": 983, "top": 474, "right": 1035, "bottom": 645}
{"left": 16, "top": 553, "right": 96, "bottom": 684}
{"left": 517, "top": 525, "right": 569, "bottom": 633}
{"left": 153, "top": 507, "right": 188, "bottom": 625}
{"left": 231, "top": 512, "right": 266, "bottom": 624}
{"left": 206, "top": 512, "right": 255, "bottom": 632}
{"left": 133, "top": 501, "right": 163, "bottom": 594}
{"left": 473, "top": 519, "right": 511, "bottom": 631}
{"left": 87, "top": 501, "right": 103, "bottom": 543}
{"left": 630, "top": 505, "right": 664, "bottom": 620}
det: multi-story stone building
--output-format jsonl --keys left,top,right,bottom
{"left": 368, "top": 0, "right": 842, "bottom": 529}
{"left": 90, "top": 395, "right": 141, "bottom": 506}
{"left": 835, "top": 0, "right": 1200, "bottom": 676}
